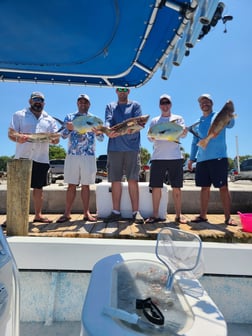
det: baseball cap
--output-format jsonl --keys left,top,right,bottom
{"left": 159, "top": 94, "right": 172, "bottom": 103}
{"left": 77, "top": 94, "right": 90, "bottom": 102}
{"left": 198, "top": 93, "right": 213, "bottom": 103}
{"left": 30, "top": 91, "right": 45, "bottom": 100}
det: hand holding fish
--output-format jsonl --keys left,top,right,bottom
{"left": 197, "top": 100, "right": 235, "bottom": 149}
{"left": 66, "top": 121, "right": 74, "bottom": 132}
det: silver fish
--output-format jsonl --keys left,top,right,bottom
{"left": 54, "top": 114, "right": 103, "bottom": 134}
{"left": 197, "top": 100, "right": 236, "bottom": 149}
{"left": 98, "top": 115, "right": 149, "bottom": 136}
{"left": 8, "top": 128, "right": 61, "bottom": 143}
{"left": 147, "top": 121, "right": 184, "bottom": 143}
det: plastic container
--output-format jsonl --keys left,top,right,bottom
{"left": 238, "top": 212, "right": 252, "bottom": 233}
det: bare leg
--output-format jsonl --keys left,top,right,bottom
{"left": 199, "top": 186, "right": 210, "bottom": 219}
{"left": 64, "top": 184, "right": 77, "bottom": 218}
{"left": 111, "top": 181, "right": 122, "bottom": 212}
{"left": 219, "top": 185, "right": 231, "bottom": 220}
{"left": 33, "top": 188, "right": 43, "bottom": 219}
{"left": 81, "top": 185, "right": 95, "bottom": 220}
{"left": 172, "top": 187, "right": 182, "bottom": 218}
{"left": 128, "top": 179, "right": 139, "bottom": 212}
{"left": 151, "top": 187, "right": 161, "bottom": 218}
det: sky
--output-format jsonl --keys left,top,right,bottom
{"left": 0, "top": 1, "right": 250, "bottom": 161}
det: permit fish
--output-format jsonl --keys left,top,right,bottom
{"left": 54, "top": 114, "right": 103, "bottom": 134}
{"left": 197, "top": 100, "right": 236, "bottom": 149}
{"left": 147, "top": 121, "right": 184, "bottom": 143}
{"left": 8, "top": 128, "right": 61, "bottom": 143}
{"left": 98, "top": 115, "right": 149, "bottom": 136}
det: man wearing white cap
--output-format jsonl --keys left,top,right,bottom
{"left": 56, "top": 94, "right": 104, "bottom": 223}
{"left": 8, "top": 91, "right": 59, "bottom": 223}
{"left": 188, "top": 94, "right": 237, "bottom": 226}
{"left": 146, "top": 94, "right": 188, "bottom": 224}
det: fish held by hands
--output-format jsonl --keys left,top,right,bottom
{"left": 147, "top": 120, "right": 184, "bottom": 143}
{"left": 97, "top": 115, "right": 149, "bottom": 137}
{"left": 197, "top": 100, "right": 236, "bottom": 149}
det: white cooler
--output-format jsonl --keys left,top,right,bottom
{"left": 96, "top": 182, "right": 168, "bottom": 219}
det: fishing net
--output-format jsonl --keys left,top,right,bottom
{"left": 155, "top": 227, "right": 204, "bottom": 290}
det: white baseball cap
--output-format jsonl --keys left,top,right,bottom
{"left": 159, "top": 94, "right": 172, "bottom": 103}
{"left": 77, "top": 94, "right": 90, "bottom": 102}
{"left": 198, "top": 93, "right": 213, "bottom": 103}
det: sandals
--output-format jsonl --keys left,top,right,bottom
{"left": 83, "top": 215, "right": 97, "bottom": 222}
{"left": 33, "top": 217, "right": 53, "bottom": 223}
{"left": 190, "top": 216, "right": 208, "bottom": 223}
{"left": 175, "top": 215, "right": 188, "bottom": 224}
{"left": 145, "top": 217, "right": 163, "bottom": 224}
{"left": 56, "top": 215, "right": 71, "bottom": 223}
{"left": 224, "top": 217, "right": 238, "bottom": 226}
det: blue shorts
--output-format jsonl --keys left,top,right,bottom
{"left": 107, "top": 151, "right": 140, "bottom": 182}
{"left": 149, "top": 159, "right": 184, "bottom": 188}
{"left": 195, "top": 158, "right": 228, "bottom": 188}
{"left": 31, "top": 161, "right": 50, "bottom": 189}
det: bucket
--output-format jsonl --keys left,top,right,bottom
{"left": 237, "top": 212, "right": 252, "bottom": 233}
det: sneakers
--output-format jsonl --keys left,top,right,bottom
{"left": 104, "top": 212, "right": 122, "bottom": 223}
{"left": 132, "top": 211, "right": 144, "bottom": 224}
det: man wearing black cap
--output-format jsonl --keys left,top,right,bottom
{"left": 188, "top": 93, "right": 237, "bottom": 226}
{"left": 8, "top": 91, "right": 59, "bottom": 223}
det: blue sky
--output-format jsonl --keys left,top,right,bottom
{"left": 0, "top": 1, "right": 250, "bottom": 160}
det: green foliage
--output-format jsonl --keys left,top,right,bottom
{"left": 49, "top": 145, "right": 66, "bottom": 160}
{"left": 140, "top": 147, "right": 151, "bottom": 165}
{"left": 0, "top": 156, "right": 12, "bottom": 171}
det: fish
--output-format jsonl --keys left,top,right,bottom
{"left": 8, "top": 128, "right": 61, "bottom": 143}
{"left": 54, "top": 114, "right": 103, "bottom": 134}
{"left": 197, "top": 100, "right": 236, "bottom": 149}
{"left": 147, "top": 121, "right": 184, "bottom": 143}
{"left": 97, "top": 114, "right": 149, "bottom": 136}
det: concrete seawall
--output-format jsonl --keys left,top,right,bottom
{"left": 1, "top": 181, "right": 252, "bottom": 214}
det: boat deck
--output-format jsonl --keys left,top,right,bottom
{"left": 1, "top": 213, "right": 252, "bottom": 243}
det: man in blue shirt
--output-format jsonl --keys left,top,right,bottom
{"left": 104, "top": 88, "right": 144, "bottom": 224}
{"left": 188, "top": 94, "right": 237, "bottom": 226}
{"left": 56, "top": 94, "right": 104, "bottom": 223}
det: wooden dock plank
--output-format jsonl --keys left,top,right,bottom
{"left": 1, "top": 213, "right": 252, "bottom": 243}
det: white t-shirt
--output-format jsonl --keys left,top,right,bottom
{"left": 148, "top": 113, "right": 185, "bottom": 160}
{"left": 10, "top": 108, "right": 58, "bottom": 163}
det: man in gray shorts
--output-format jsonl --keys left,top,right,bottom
{"left": 104, "top": 87, "right": 144, "bottom": 224}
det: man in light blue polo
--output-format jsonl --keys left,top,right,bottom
{"left": 188, "top": 94, "right": 237, "bottom": 226}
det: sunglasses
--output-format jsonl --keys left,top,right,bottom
{"left": 117, "top": 88, "right": 129, "bottom": 92}
{"left": 31, "top": 97, "right": 44, "bottom": 103}
{"left": 160, "top": 101, "right": 170, "bottom": 105}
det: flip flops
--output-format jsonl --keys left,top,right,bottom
{"left": 83, "top": 215, "right": 97, "bottom": 222}
{"left": 190, "top": 216, "right": 208, "bottom": 223}
{"left": 145, "top": 217, "right": 163, "bottom": 224}
{"left": 56, "top": 215, "right": 71, "bottom": 223}
{"left": 33, "top": 217, "right": 53, "bottom": 223}
{"left": 224, "top": 217, "right": 238, "bottom": 226}
{"left": 175, "top": 215, "right": 188, "bottom": 224}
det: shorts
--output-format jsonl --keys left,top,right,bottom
{"left": 31, "top": 161, "right": 50, "bottom": 189}
{"left": 64, "top": 154, "right": 96, "bottom": 185}
{"left": 195, "top": 158, "right": 228, "bottom": 188}
{"left": 149, "top": 159, "right": 183, "bottom": 188}
{"left": 107, "top": 151, "right": 140, "bottom": 182}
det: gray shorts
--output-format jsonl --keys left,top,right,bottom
{"left": 64, "top": 154, "right": 96, "bottom": 185}
{"left": 107, "top": 151, "right": 140, "bottom": 182}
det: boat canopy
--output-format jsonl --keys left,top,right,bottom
{"left": 0, "top": 0, "right": 224, "bottom": 87}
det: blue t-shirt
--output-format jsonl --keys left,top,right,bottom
{"left": 190, "top": 112, "right": 235, "bottom": 163}
{"left": 105, "top": 100, "right": 142, "bottom": 152}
